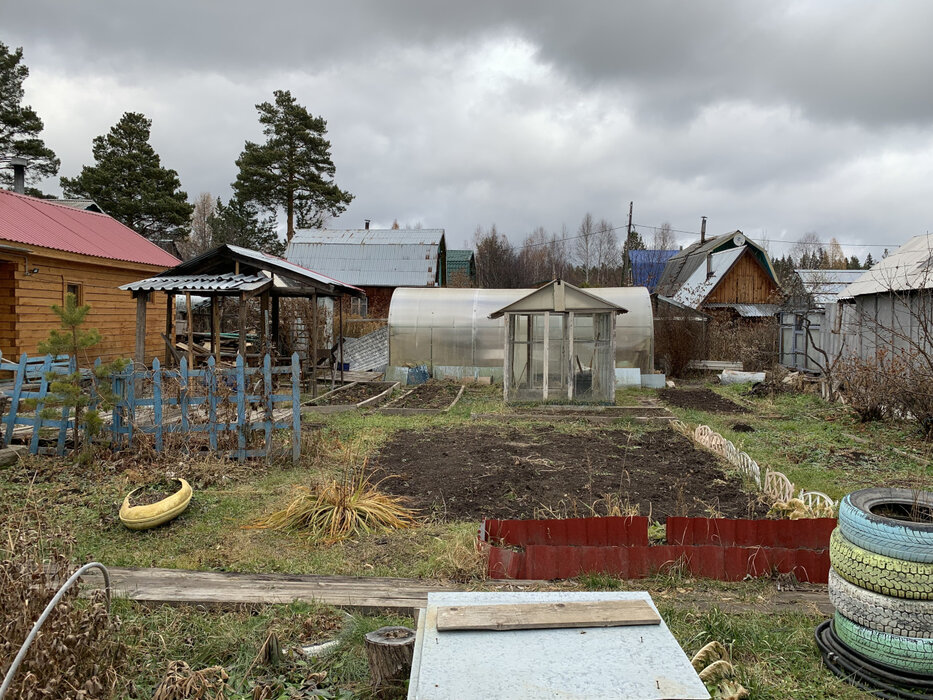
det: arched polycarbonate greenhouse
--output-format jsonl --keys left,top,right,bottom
{"left": 387, "top": 286, "right": 654, "bottom": 380}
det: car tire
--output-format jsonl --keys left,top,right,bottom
{"left": 834, "top": 613, "right": 933, "bottom": 676}
{"left": 830, "top": 528, "right": 933, "bottom": 600}
{"left": 830, "top": 568, "right": 933, "bottom": 638}
{"left": 839, "top": 487, "right": 933, "bottom": 564}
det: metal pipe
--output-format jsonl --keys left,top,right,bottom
{"left": 0, "top": 562, "right": 112, "bottom": 699}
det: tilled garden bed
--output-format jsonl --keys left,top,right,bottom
{"left": 371, "top": 425, "right": 767, "bottom": 521}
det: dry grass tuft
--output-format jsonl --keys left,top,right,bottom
{"left": 152, "top": 660, "right": 230, "bottom": 700}
{"left": 248, "top": 465, "right": 417, "bottom": 544}
{"left": 0, "top": 526, "right": 124, "bottom": 699}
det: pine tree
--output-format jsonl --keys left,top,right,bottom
{"left": 35, "top": 294, "right": 127, "bottom": 455}
{"left": 208, "top": 196, "right": 284, "bottom": 255}
{"left": 0, "top": 41, "right": 59, "bottom": 192}
{"left": 233, "top": 90, "right": 353, "bottom": 241}
{"left": 864, "top": 253, "right": 875, "bottom": 269}
{"left": 60, "top": 112, "right": 193, "bottom": 242}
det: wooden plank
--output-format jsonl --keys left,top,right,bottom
{"left": 435, "top": 599, "right": 661, "bottom": 632}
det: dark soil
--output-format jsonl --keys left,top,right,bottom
{"left": 371, "top": 426, "right": 765, "bottom": 521}
{"left": 129, "top": 480, "right": 180, "bottom": 507}
{"left": 659, "top": 388, "right": 748, "bottom": 414}
{"left": 313, "top": 382, "right": 390, "bottom": 406}
{"left": 732, "top": 423, "right": 755, "bottom": 433}
{"left": 391, "top": 380, "right": 462, "bottom": 410}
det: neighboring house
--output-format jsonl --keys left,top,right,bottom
{"left": 627, "top": 249, "right": 678, "bottom": 291}
{"left": 285, "top": 227, "right": 446, "bottom": 318}
{"left": 655, "top": 230, "right": 781, "bottom": 317}
{"left": 446, "top": 249, "right": 476, "bottom": 286}
{"left": 778, "top": 269, "right": 864, "bottom": 372}
{"left": 820, "top": 235, "right": 933, "bottom": 369}
{"left": 0, "top": 189, "right": 180, "bottom": 363}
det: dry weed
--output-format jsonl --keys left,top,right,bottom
{"left": 0, "top": 526, "right": 124, "bottom": 699}
{"left": 152, "top": 661, "right": 229, "bottom": 700}
{"left": 247, "top": 465, "right": 417, "bottom": 544}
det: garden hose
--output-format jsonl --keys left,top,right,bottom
{"left": 815, "top": 620, "right": 933, "bottom": 699}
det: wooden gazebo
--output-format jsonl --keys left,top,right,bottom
{"left": 121, "top": 244, "right": 364, "bottom": 382}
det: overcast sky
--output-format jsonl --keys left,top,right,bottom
{"left": 4, "top": 1, "right": 932, "bottom": 259}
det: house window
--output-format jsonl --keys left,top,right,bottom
{"left": 350, "top": 296, "right": 368, "bottom": 317}
{"left": 65, "top": 282, "right": 83, "bottom": 305}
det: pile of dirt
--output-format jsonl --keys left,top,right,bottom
{"left": 659, "top": 388, "right": 748, "bottom": 414}
{"left": 391, "top": 380, "right": 462, "bottom": 409}
{"left": 371, "top": 426, "right": 765, "bottom": 521}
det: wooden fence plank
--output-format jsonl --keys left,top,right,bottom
{"left": 3, "top": 354, "right": 27, "bottom": 447}
{"left": 3, "top": 352, "right": 300, "bottom": 460}
{"left": 153, "top": 358, "right": 163, "bottom": 451}
{"left": 29, "top": 355, "right": 52, "bottom": 454}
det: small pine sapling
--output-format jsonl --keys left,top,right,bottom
{"left": 34, "top": 293, "right": 128, "bottom": 455}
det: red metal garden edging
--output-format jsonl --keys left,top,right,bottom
{"left": 481, "top": 516, "right": 836, "bottom": 583}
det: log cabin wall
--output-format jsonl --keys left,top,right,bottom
{"left": 2, "top": 247, "right": 167, "bottom": 363}
{"left": 704, "top": 249, "right": 779, "bottom": 305}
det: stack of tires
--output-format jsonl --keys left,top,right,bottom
{"left": 817, "top": 487, "right": 933, "bottom": 697}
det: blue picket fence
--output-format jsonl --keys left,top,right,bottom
{"left": 0, "top": 352, "right": 302, "bottom": 462}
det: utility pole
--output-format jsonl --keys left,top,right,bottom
{"left": 622, "top": 201, "right": 634, "bottom": 285}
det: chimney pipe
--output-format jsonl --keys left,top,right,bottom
{"left": 700, "top": 216, "right": 707, "bottom": 245}
{"left": 11, "top": 157, "right": 27, "bottom": 195}
{"left": 364, "top": 219, "right": 370, "bottom": 230}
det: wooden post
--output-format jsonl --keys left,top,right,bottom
{"left": 260, "top": 290, "right": 270, "bottom": 357}
{"left": 238, "top": 292, "right": 247, "bottom": 359}
{"left": 271, "top": 294, "right": 280, "bottom": 357}
{"left": 311, "top": 292, "right": 318, "bottom": 398}
{"left": 567, "top": 312, "right": 575, "bottom": 401}
{"left": 185, "top": 292, "right": 194, "bottom": 368}
{"left": 165, "top": 293, "right": 174, "bottom": 367}
{"left": 211, "top": 295, "right": 221, "bottom": 364}
{"left": 338, "top": 296, "right": 344, "bottom": 383}
{"left": 135, "top": 292, "right": 149, "bottom": 368}
{"left": 542, "top": 311, "right": 550, "bottom": 401}
{"left": 364, "top": 626, "right": 416, "bottom": 697}
{"left": 503, "top": 313, "right": 512, "bottom": 403}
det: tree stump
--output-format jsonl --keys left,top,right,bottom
{"left": 364, "top": 625, "right": 416, "bottom": 697}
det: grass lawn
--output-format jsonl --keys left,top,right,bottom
{"left": 4, "top": 379, "right": 925, "bottom": 698}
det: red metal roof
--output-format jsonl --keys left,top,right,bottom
{"left": 0, "top": 189, "right": 181, "bottom": 268}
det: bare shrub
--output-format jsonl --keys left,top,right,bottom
{"left": 707, "top": 316, "right": 779, "bottom": 372}
{"left": 654, "top": 308, "right": 706, "bottom": 378}
{"left": 887, "top": 350, "right": 933, "bottom": 436}
{"left": 834, "top": 351, "right": 892, "bottom": 422}
{"left": 0, "top": 527, "right": 124, "bottom": 699}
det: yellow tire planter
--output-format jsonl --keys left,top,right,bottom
{"left": 119, "top": 478, "right": 192, "bottom": 530}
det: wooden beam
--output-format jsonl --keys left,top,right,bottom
{"left": 185, "top": 292, "right": 193, "bottom": 367}
{"left": 271, "top": 295, "right": 280, "bottom": 356}
{"left": 211, "top": 295, "right": 220, "bottom": 364}
{"left": 164, "top": 293, "right": 173, "bottom": 367}
{"left": 338, "top": 296, "right": 344, "bottom": 383}
{"left": 311, "top": 291, "right": 318, "bottom": 398}
{"left": 435, "top": 599, "right": 661, "bottom": 632}
{"left": 260, "top": 290, "right": 270, "bottom": 357}
{"left": 135, "top": 291, "right": 149, "bottom": 367}
{"left": 238, "top": 291, "right": 247, "bottom": 358}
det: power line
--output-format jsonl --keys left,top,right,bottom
{"left": 632, "top": 222, "right": 896, "bottom": 249}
